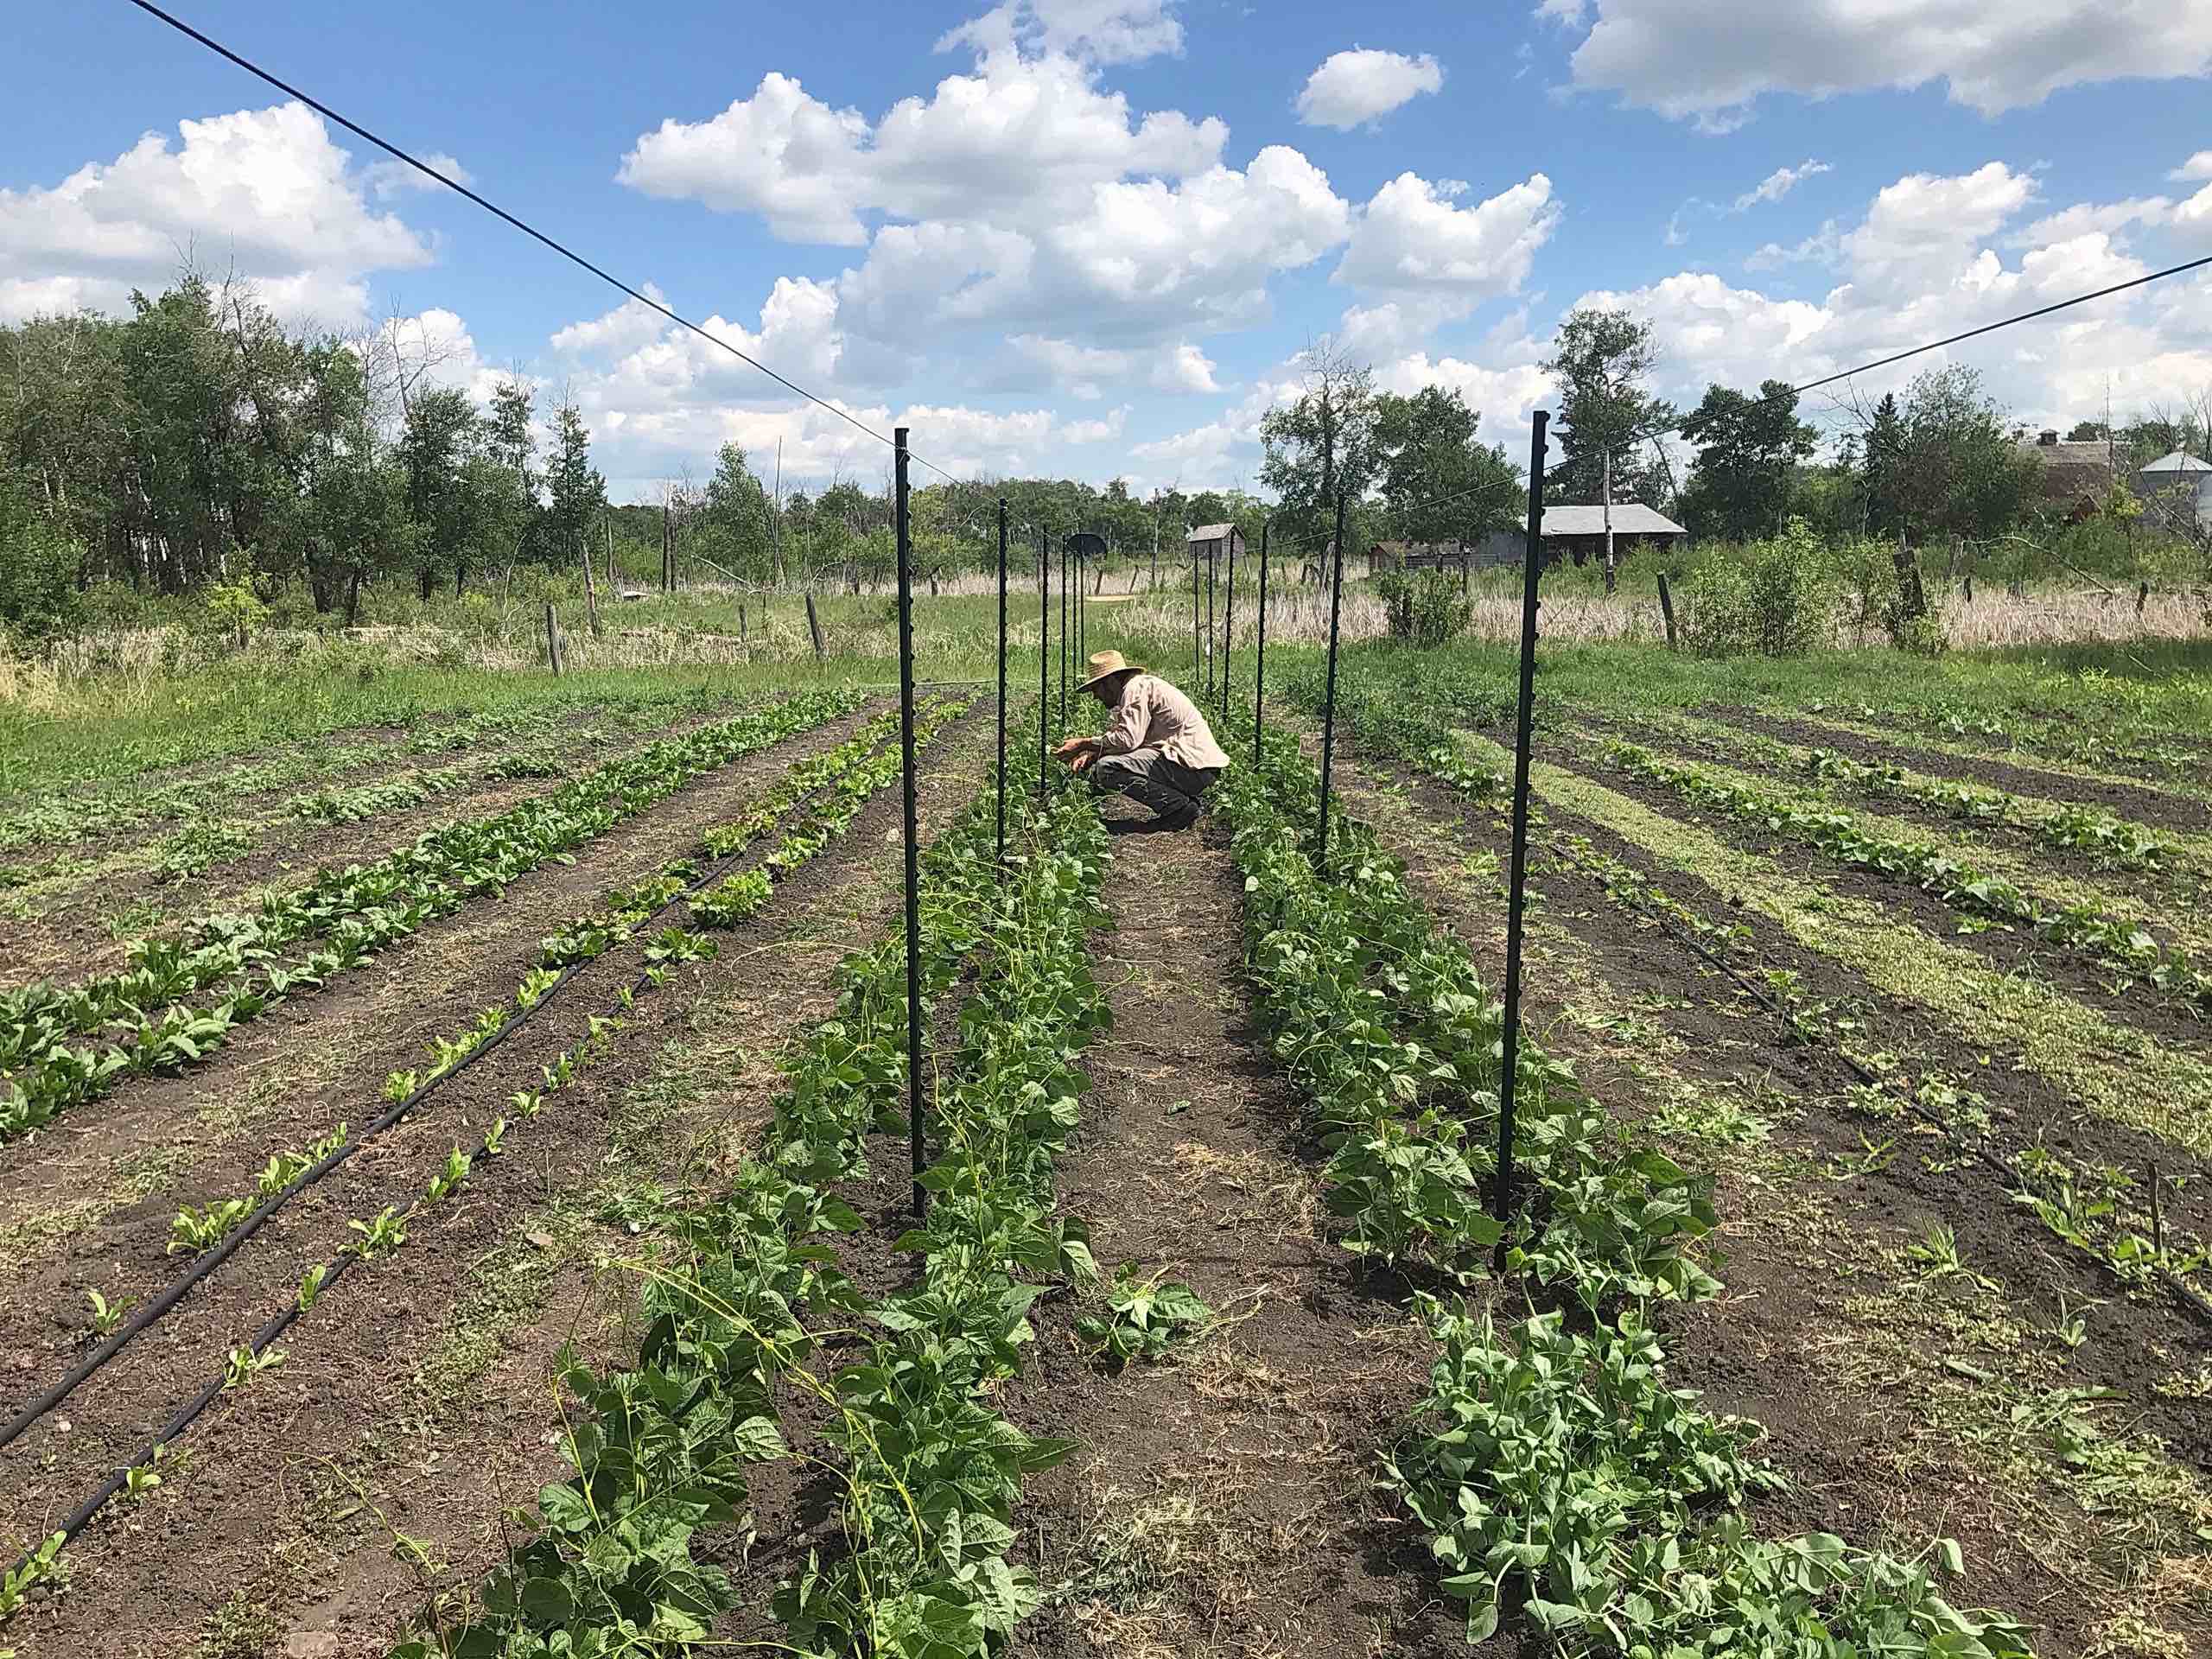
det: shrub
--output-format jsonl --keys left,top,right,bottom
{"left": 1371, "top": 568, "right": 1473, "bottom": 648}
{"left": 203, "top": 582, "right": 271, "bottom": 648}
{"left": 1684, "top": 520, "right": 1836, "bottom": 658}
{"left": 0, "top": 472, "right": 86, "bottom": 642}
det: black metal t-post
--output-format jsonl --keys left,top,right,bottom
{"left": 1495, "top": 410, "right": 1550, "bottom": 1267}
{"left": 1191, "top": 537, "right": 1202, "bottom": 687}
{"left": 1205, "top": 543, "right": 1216, "bottom": 700}
{"left": 1252, "top": 522, "right": 1269, "bottom": 766}
{"left": 1038, "top": 525, "right": 1049, "bottom": 795}
{"left": 1221, "top": 524, "right": 1236, "bottom": 726}
{"left": 893, "top": 429, "right": 925, "bottom": 1220}
{"left": 995, "top": 498, "right": 1007, "bottom": 867}
{"left": 1314, "top": 493, "right": 1350, "bottom": 870}
{"left": 1059, "top": 537, "right": 1071, "bottom": 723}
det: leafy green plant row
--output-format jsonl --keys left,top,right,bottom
{"left": 401, "top": 748, "right": 1116, "bottom": 1657}
{"left": 1593, "top": 738, "right": 2212, "bottom": 1014}
{"left": 1217, "top": 721, "right": 1716, "bottom": 1306}
{"left": 1801, "top": 695, "right": 2209, "bottom": 785}
{"left": 285, "top": 756, "right": 493, "bottom": 824}
{"left": 1794, "top": 746, "right": 2175, "bottom": 873}
{"left": 1634, "top": 715, "right": 2178, "bottom": 875}
{"left": 0, "top": 690, "right": 868, "bottom": 1140}
{"left": 1217, "top": 717, "right": 2031, "bottom": 1656}
{"left": 156, "top": 700, "right": 963, "bottom": 1292}
{"left": 1281, "top": 664, "right": 1508, "bottom": 801}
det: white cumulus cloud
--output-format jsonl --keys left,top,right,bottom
{"left": 0, "top": 101, "right": 432, "bottom": 325}
{"left": 936, "top": 0, "right": 1185, "bottom": 66}
{"left": 1548, "top": 0, "right": 2212, "bottom": 124}
{"left": 1294, "top": 48, "right": 1446, "bottom": 130}
{"left": 1336, "top": 173, "right": 1558, "bottom": 302}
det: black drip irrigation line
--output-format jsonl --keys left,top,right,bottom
{"left": 1535, "top": 830, "right": 2212, "bottom": 1332}
{"left": 3, "top": 703, "right": 983, "bottom": 1579}
{"left": 0, "top": 710, "right": 929, "bottom": 1465}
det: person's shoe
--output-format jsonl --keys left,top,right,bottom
{"left": 1152, "top": 802, "right": 1200, "bottom": 832}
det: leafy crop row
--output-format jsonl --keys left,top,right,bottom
{"left": 0, "top": 690, "right": 868, "bottom": 1141}
{"left": 400, "top": 753, "right": 1113, "bottom": 1657}
{"left": 1217, "top": 711, "right": 2031, "bottom": 1656}
{"left": 1594, "top": 739, "right": 2212, "bottom": 1014}
{"left": 1794, "top": 747, "right": 2176, "bottom": 872}
{"left": 7, "top": 710, "right": 960, "bottom": 1600}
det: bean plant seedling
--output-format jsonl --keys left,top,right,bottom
{"left": 1074, "top": 1266, "right": 1212, "bottom": 1363}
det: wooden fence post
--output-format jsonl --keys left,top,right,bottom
{"left": 545, "top": 601, "right": 563, "bottom": 674}
{"left": 1656, "top": 571, "right": 1679, "bottom": 649}
{"left": 804, "top": 591, "right": 827, "bottom": 662}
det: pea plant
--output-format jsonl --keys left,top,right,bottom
{"left": 1221, "top": 702, "right": 2033, "bottom": 1656}
{"left": 400, "top": 720, "right": 1117, "bottom": 1659}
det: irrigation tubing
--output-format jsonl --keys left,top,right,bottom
{"left": 3, "top": 702, "right": 983, "bottom": 1576}
{"left": 0, "top": 712, "right": 919, "bottom": 1459}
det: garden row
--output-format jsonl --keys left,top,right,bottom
{"left": 393, "top": 727, "right": 1123, "bottom": 1656}
{"left": 1587, "top": 738, "right": 2212, "bottom": 1013}
{"left": 0, "top": 688, "right": 870, "bottom": 1141}
{"left": 0, "top": 696, "right": 977, "bottom": 1626}
{"left": 1228, "top": 696, "right": 2034, "bottom": 1653}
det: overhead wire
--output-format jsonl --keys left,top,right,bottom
{"left": 122, "top": 0, "right": 968, "bottom": 486}
{"left": 1391, "top": 246, "right": 2212, "bottom": 523}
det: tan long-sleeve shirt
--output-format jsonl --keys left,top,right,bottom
{"left": 1096, "top": 673, "right": 1230, "bottom": 771}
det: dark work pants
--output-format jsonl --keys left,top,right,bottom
{"left": 1090, "top": 747, "right": 1220, "bottom": 820}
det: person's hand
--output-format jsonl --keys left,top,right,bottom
{"left": 1052, "top": 735, "right": 1089, "bottom": 760}
{"left": 1070, "top": 749, "right": 1095, "bottom": 773}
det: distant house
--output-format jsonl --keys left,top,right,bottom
{"left": 1525, "top": 504, "right": 1688, "bottom": 568}
{"left": 1185, "top": 523, "right": 1243, "bottom": 569}
{"left": 2137, "top": 449, "right": 2212, "bottom": 535}
{"left": 2017, "top": 429, "right": 2116, "bottom": 522}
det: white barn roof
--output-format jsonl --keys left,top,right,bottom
{"left": 2140, "top": 450, "right": 2212, "bottom": 474}
{"left": 1523, "top": 504, "right": 1687, "bottom": 537}
{"left": 1185, "top": 523, "right": 1240, "bottom": 543}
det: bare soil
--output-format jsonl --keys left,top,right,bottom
{"left": 1326, "top": 743, "right": 2212, "bottom": 1658}
{"left": 0, "top": 702, "right": 995, "bottom": 1659}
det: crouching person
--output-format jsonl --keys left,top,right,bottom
{"left": 1053, "top": 651, "right": 1230, "bottom": 833}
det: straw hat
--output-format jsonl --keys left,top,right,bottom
{"left": 1077, "top": 650, "right": 1147, "bottom": 693}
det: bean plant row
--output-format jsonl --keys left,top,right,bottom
{"left": 1221, "top": 705, "right": 2031, "bottom": 1655}
{"left": 399, "top": 744, "right": 1112, "bottom": 1657}
{"left": 0, "top": 689, "right": 868, "bottom": 1140}
{"left": 7, "top": 706, "right": 964, "bottom": 1603}
{"left": 1594, "top": 739, "right": 2212, "bottom": 1013}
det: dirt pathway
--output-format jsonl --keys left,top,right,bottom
{"left": 1007, "top": 803, "right": 1467, "bottom": 1659}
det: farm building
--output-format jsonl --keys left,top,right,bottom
{"left": 1185, "top": 523, "right": 1244, "bottom": 569}
{"left": 2136, "top": 449, "right": 2212, "bottom": 533}
{"left": 1459, "top": 504, "right": 1688, "bottom": 568}
{"left": 2017, "top": 429, "right": 2117, "bottom": 521}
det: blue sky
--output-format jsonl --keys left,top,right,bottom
{"left": 8, "top": 0, "right": 2211, "bottom": 498}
